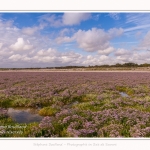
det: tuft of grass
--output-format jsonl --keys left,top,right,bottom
{"left": 13, "top": 81, "right": 26, "bottom": 87}
{"left": 116, "top": 86, "right": 134, "bottom": 96}
{"left": 0, "top": 98, "right": 12, "bottom": 108}
{"left": 38, "top": 106, "right": 59, "bottom": 116}
{"left": 11, "top": 97, "right": 30, "bottom": 107}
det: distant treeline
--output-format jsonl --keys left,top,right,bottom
{"left": 89, "top": 63, "right": 150, "bottom": 68}
{"left": 1, "top": 63, "right": 150, "bottom": 70}
{"left": 52, "top": 63, "right": 150, "bottom": 69}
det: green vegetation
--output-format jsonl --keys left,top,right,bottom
{"left": 38, "top": 106, "right": 59, "bottom": 116}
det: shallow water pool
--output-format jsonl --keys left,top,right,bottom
{"left": 120, "top": 92, "right": 129, "bottom": 97}
{"left": 7, "top": 108, "right": 43, "bottom": 123}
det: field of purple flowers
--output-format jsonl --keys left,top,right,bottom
{"left": 0, "top": 72, "right": 150, "bottom": 137}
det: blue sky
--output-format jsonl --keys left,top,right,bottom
{"left": 1, "top": 12, "right": 150, "bottom": 68}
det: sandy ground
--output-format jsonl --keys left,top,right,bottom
{"left": 0, "top": 69, "right": 150, "bottom": 72}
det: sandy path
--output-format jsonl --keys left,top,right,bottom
{"left": 0, "top": 70, "right": 150, "bottom": 72}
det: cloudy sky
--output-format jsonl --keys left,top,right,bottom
{"left": 1, "top": 12, "right": 150, "bottom": 68}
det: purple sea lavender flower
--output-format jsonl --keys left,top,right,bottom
{"left": 39, "top": 116, "right": 54, "bottom": 129}
{"left": 62, "top": 116, "right": 71, "bottom": 124}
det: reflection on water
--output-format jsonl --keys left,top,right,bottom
{"left": 120, "top": 92, "right": 129, "bottom": 97}
{"left": 7, "top": 108, "right": 43, "bottom": 123}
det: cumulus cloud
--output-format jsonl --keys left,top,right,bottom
{"left": 56, "top": 36, "right": 75, "bottom": 44}
{"left": 114, "top": 48, "right": 131, "bottom": 56}
{"left": 0, "top": 48, "right": 12, "bottom": 56}
{"left": 115, "top": 51, "right": 150, "bottom": 64}
{"left": 82, "top": 54, "right": 111, "bottom": 66}
{"left": 62, "top": 13, "right": 91, "bottom": 25}
{"left": 98, "top": 47, "right": 115, "bottom": 55}
{"left": 30, "top": 48, "right": 83, "bottom": 66}
{"left": 0, "top": 19, "right": 14, "bottom": 28}
{"left": 0, "top": 43, "right": 3, "bottom": 49}
{"left": 56, "top": 27, "right": 123, "bottom": 52}
{"left": 37, "top": 48, "right": 59, "bottom": 57}
{"left": 9, "top": 54, "right": 23, "bottom": 61}
{"left": 74, "top": 28, "right": 123, "bottom": 52}
{"left": 59, "top": 28, "right": 70, "bottom": 36}
{"left": 9, "top": 38, "right": 33, "bottom": 51}
{"left": 39, "top": 14, "right": 62, "bottom": 27}
{"left": 22, "top": 23, "right": 46, "bottom": 35}
{"left": 9, "top": 54, "right": 31, "bottom": 62}
{"left": 39, "top": 13, "right": 91, "bottom": 27}
{"left": 56, "top": 28, "right": 76, "bottom": 44}
{"left": 74, "top": 28, "right": 109, "bottom": 52}
{"left": 22, "top": 27, "right": 39, "bottom": 35}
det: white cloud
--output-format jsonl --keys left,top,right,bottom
{"left": 56, "top": 28, "right": 75, "bottom": 44}
{"left": 108, "top": 13, "right": 120, "bottom": 20}
{"left": 38, "top": 14, "right": 63, "bottom": 27}
{"left": 74, "top": 28, "right": 110, "bottom": 52}
{"left": 37, "top": 48, "right": 59, "bottom": 57}
{"left": 0, "top": 49, "right": 12, "bottom": 57}
{"left": 92, "top": 14, "right": 100, "bottom": 21}
{"left": 56, "top": 36, "right": 75, "bottom": 44}
{"left": 0, "top": 19, "right": 14, "bottom": 28}
{"left": 82, "top": 54, "right": 111, "bottom": 66}
{"left": 108, "top": 28, "right": 124, "bottom": 37}
{"left": 0, "top": 43, "right": 3, "bottom": 49}
{"left": 114, "top": 48, "right": 131, "bottom": 56}
{"left": 9, "top": 54, "right": 22, "bottom": 61}
{"left": 39, "top": 13, "right": 91, "bottom": 27}
{"left": 32, "top": 48, "right": 83, "bottom": 65}
{"left": 74, "top": 28, "right": 123, "bottom": 52}
{"left": 59, "top": 28, "right": 70, "bottom": 36}
{"left": 99, "top": 55, "right": 109, "bottom": 61}
{"left": 22, "top": 23, "right": 46, "bottom": 35}
{"left": 9, "top": 38, "right": 33, "bottom": 51}
{"left": 124, "top": 24, "right": 150, "bottom": 32}
{"left": 56, "top": 27, "right": 123, "bottom": 52}
{"left": 114, "top": 50, "right": 150, "bottom": 64}
{"left": 62, "top": 13, "right": 91, "bottom": 25}
{"left": 9, "top": 54, "right": 31, "bottom": 62}
{"left": 22, "top": 27, "right": 39, "bottom": 35}
{"left": 98, "top": 47, "right": 115, "bottom": 55}
{"left": 126, "top": 13, "right": 150, "bottom": 26}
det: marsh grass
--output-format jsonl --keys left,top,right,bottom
{"left": 38, "top": 106, "right": 59, "bottom": 116}
{"left": 116, "top": 86, "right": 134, "bottom": 96}
{"left": 0, "top": 98, "right": 12, "bottom": 108}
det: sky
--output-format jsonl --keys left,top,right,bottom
{"left": 1, "top": 12, "right": 150, "bottom": 68}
